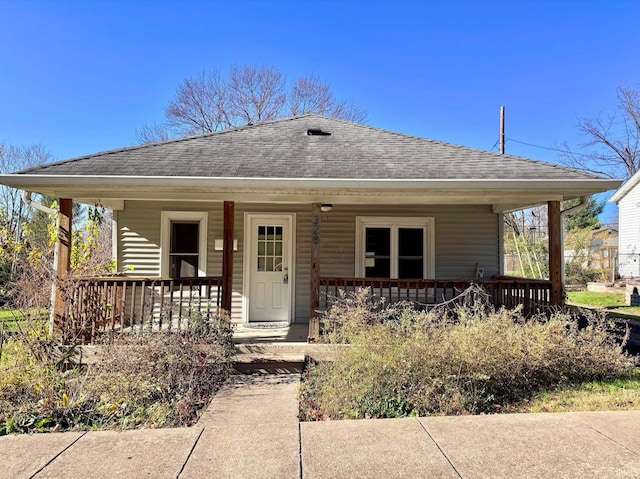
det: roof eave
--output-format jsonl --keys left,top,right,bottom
{"left": 610, "top": 169, "right": 640, "bottom": 204}
{"left": 0, "top": 175, "right": 621, "bottom": 210}
{"left": 0, "top": 174, "right": 622, "bottom": 191}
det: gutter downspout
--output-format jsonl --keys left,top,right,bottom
{"left": 22, "top": 191, "right": 59, "bottom": 333}
{"left": 23, "top": 191, "right": 57, "bottom": 216}
{"left": 560, "top": 196, "right": 590, "bottom": 281}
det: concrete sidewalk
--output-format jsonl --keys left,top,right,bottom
{"left": 2, "top": 373, "right": 640, "bottom": 478}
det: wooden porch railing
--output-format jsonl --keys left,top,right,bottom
{"left": 319, "top": 276, "right": 553, "bottom": 316}
{"left": 62, "top": 276, "right": 222, "bottom": 343}
{"left": 481, "top": 276, "right": 553, "bottom": 316}
{"left": 319, "top": 278, "right": 472, "bottom": 309}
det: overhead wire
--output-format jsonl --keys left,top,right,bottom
{"left": 505, "top": 138, "right": 596, "bottom": 158}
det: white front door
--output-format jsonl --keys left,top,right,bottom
{"left": 246, "top": 214, "right": 294, "bottom": 322}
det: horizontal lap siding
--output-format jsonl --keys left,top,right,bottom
{"left": 618, "top": 188, "right": 640, "bottom": 278}
{"left": 117, "top": 201, "right": 226, "bottom": 309}
{"left": 117, "top": 201, "right": 500, "bottom": 323}
{"left": 320, "top": 205, "right": 500, "bottom": 280}
{"left": 118, "top": 204, "right": 162, "bottom": 277}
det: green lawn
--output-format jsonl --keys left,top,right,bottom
{"left": 512, "top": 370, "right": 640, "bottom": 413}
{"left": 0, "top": 309, "right": 48, "bottom": 332}
{"left": 567, "top": 291, "right": 640, "bottom": 318}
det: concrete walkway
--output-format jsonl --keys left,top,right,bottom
{"left": 2, "top": 373, "right": 640, "bottom": 478}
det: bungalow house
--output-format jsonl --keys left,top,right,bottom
{"left": 0, "top": 115, "right": 621, "bottom": 340}
{"left": 611, "top": 169, "right": 640, "bottom": 279}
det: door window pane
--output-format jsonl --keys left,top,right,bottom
{"left": 257, "top": 224, "right": 284, "bottom": 272}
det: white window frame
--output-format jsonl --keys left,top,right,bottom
{"left": 160, "top": 211, "right": 208, "bottom": 277}
{"left": 355, "top": 216, "right": 435, "bottom": 279}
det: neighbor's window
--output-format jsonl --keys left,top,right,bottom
{"left": 161, "top": 211, "right": 207, "bottom": 278}
{"left": 357, "top": 217, "right": 434, "bottom": 279}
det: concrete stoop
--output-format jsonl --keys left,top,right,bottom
{"left": 233, "top": 343, "right": 305, "bottom": 374}
{"left": 232, "top": 342, "right": 343, "bottom": 374}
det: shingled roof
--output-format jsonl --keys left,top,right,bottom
{"left": 19, "top": 114, "right": 599, "bottom": 181}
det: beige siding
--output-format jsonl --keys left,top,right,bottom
{"left": 320, "top": 205, "right": 500, "bottom": 281}
{"left": 117, "top": 201, "right": 500, "bottom": 323}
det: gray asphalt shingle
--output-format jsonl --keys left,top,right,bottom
{"left": 19, "top": 114, "right": 600, "bottom": 181}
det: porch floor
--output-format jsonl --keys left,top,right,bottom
{"left": 232, "top": 323, "right": 308, "bottom": 344}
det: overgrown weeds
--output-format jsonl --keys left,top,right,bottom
{"left": 300, "top": 288, "right": 637, "bottom": 420}
{"left": 0, "top": 313, "right": 233, "bottom": 434}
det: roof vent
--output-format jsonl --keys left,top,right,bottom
{"left": 306, "top": 128, "right": 331, "bottom": 136}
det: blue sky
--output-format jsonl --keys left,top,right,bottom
{"left": 2, "top": 0, "right": 639, "bottom": 221}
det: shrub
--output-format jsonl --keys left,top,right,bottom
{"left": 300, "top": 291, "right": 637, "bottom": 420}
{"left": 0, "top": 317, "right": 234, "bottom": 434}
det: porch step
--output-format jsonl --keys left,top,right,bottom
{"left": 232, "top": 342, "right": 344, "bottom": 373}
{"left": 233, "top": 343, "right": 305, "bottom": 374}
{"left": 235, "top": 343, "right": 308, "bottom": 355}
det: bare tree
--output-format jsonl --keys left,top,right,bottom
{"left": 136, "top": 65, "right": 367, "bottom": 143}
{"left": 0, "top": 142, "right": 53, "bottom": 236}
{"left": 228, "top": 66, "right": 287, "bottom": 125}
{"left": 562, "top": 85, "right": 640, "bottom": 179}
{"left": 290, "top": 76, "right": 367, "bottom": 122}
{"left": 165, "top": 69, "right": 230, "bottom": 136}
{"left": 135, "top": 122, "right": 172, "bottom": 145}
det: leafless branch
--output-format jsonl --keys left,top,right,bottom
{"left": 561, "top": 85, "right": 640, "bottom": 179}
{"left": 137, "top": 65, "right": 367, "bottom": 144}
{"left": 134, "top": 122, "right": 172, "bottom": 145}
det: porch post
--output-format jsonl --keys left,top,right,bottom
{"left": 53, "top": 198, "right": 73, "bottom": 334}
{"left": 221, "top": 201, "right": 234, "bottom": 321}
{"left": 309, "top": 202, "right": 321, "bottom": 342}
{"left": 548, "top": 200, "right": 564, "bottom": 307}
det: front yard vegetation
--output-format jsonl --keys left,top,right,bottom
{"left": 567, "top": 291, "right": 627, "bottom": 308}
{"left": 511, "top": 370, "right": 640, "bottom": 413}
{"left": 567, "top": 291, "right": 640, "bottom": 317}
{"left": 0, "top": 314, "right": 234, "bottom": 435}
{"left": 299, "top": 289, "right": 638, "bottom": 420}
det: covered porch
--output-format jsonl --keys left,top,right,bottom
{"left": 61, "top": 274, "right": 553, "bottom": 344}
{"left": 0, "top": 114, "right": 620, "bottom": 344}
{"left": 53, "top": 199, "right": 561, "bottom": 344}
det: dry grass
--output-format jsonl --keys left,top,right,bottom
{"left": 512, "top": 370, "right": 640, "bottom": 413}
{"left": 300, "top": 289, "right": 637, "bottom": 420}
{"left": 0, "top": 314, "right": 234, "bottom": 434}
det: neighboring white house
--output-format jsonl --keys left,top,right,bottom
{"left": 611, "top": 169, "right": 640, "bottom": 278}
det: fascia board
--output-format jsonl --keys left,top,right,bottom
{"left": 0, "top": 174, "right": 622, "bottom": 193}
{"left": 610, "top": 170, "right": 640, "bottom": 204}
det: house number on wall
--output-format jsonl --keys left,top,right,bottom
{"left": 312, "top": 214, "right": 320, "bottom": 245}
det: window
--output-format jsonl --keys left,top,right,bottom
{"left": 356, "top": 217, "right": 434, "bottom": 279}
{"left": 169, "top": 222, "right": 199, "bottom": 277}
{"left": 161, "top": 211, "right": 208, "bottom": 277}
{"left": 257, "top": 225, "right": 284, "bottom": 271}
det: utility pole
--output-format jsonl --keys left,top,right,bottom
{"left": 500, "top": 106, "right": 505, "bottom": 155}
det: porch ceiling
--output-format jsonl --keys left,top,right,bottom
{"left": 0, "top": 174, "right": 620, "bottom": 211}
